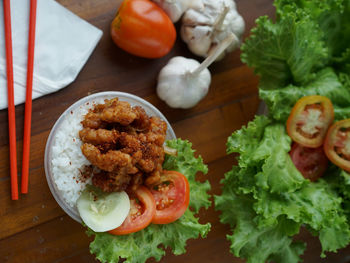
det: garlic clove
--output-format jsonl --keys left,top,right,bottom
{"left": 180, "top": 26, "right": 213, "bottom": 57}
{"left": 188, "top": 0, "right": 204, "bottom": 11}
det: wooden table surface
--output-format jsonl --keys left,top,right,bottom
{"left": 1, "top": 0, "right": 350, "bottom": 262}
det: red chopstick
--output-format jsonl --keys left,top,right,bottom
{"left": 21, "top": 0, "right": 38, "bottom": 194}
{"left": 3, "top": 0, "right": 18, "bottom": 200}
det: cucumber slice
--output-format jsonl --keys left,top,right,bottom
{"left": 77, "top": 185, "right": 130, "bottom": 232}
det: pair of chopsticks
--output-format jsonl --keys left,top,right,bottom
{"left": 3, "top": 0, "right": 37, "bottom": 200}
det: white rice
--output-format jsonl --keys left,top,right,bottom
{"left": 51, "top": 98, "right": 106, "bottom": 208}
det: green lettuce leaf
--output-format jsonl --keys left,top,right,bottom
{"left": 227, "top": 115, "right": 270, "bottom": 157}
{"left": 273, "top": 0, "right": 350, "bottom": 85}
{"left": 274, "top": 0, "right": 347, "bottom": 59}
{"left": 88, "top": 210, "right": 210, "bottom": 263}
{"left": 241, "top": 9, "right": 328, "bottom": 90}
{"left": 260, "top": 67, "right": 350, "bottom": 121}
{"left": 327, "top": 168, "right": 350, "bottom": 218}
{"left": 215, "top": 117, "right": 350, "bottom": 262}
{"left": 215, "top": 161, "right": 305, "bottom": 263}
{"left": 228, "top": 116, "right": 305, "bottom": 194}
{"left": 254, "top": 179, "right": 350, "bottom": 255}
{"left": 88, "top": 139, "right": 211, "bottom": 263}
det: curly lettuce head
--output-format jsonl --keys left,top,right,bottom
{"left": 217, "top": 0, "right": 350, "bottom": 262}
{"left": 215, "top": 116, "right": 350, "bottom": 263}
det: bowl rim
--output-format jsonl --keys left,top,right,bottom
{"left": 44, "top": 91, "right": 176, "bottom": 223}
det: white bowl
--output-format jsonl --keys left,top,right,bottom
{"left": 44, "top": 91, "right": 176, "bottom": 222}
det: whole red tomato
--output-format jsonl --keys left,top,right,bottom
{"left": 111, "top": 0, "right": 176, "bottom": 58}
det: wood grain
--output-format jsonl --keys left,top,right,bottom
{"left": 2, "top": 0, "right": 348, "bottom": 262}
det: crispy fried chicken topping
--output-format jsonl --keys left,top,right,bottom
{"left": 80, "top": 98, "right": 167, "bottom": 192}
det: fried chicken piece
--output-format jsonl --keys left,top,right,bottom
{"left": 118, "top": 132, "right": 144, "bottom": 164}
{"left": 92, "top": 170, "right": 131, "bottom": 192}
{"left": 100, "top": 100, "right": 137, "bottom": 125}
{"left": 81, "top": 112, "right": 107, "bottom": 129}
{"left": 95, "top": 98, "right": 114, "bottom": 110}
{"left": 80, "top": 98, "right": 168, "bottom": 192}
{"left": 119, "top": 132, "right": 141, "bottom": 150}
{"left": 117, "top": 131, "right": 165, "bottom": 173}
{"left": 82, "top": 98, "right": 136, "bottom": 128}
{"left": 81, "top": 143, "right": 137, "bottom": 173}
{"left": 149, "top": 116, "right": 167, "bottom": 135}
{"left": 145, "top": 167, "right": 161, "bottom": 186}
{"left": 137, "top": 117, "right": 167, "bottom": 146}
{"left": 95, "top": 143, "right": 116, "bottom": 154}
{"left": 145, "top": 132, "right": 166, "bottom": 146}
{"left": 132, "top": 106, "right": 150, "bottom": 131}
{"left": 129, "top": 172, "right": 144, "bottom": 191}
{"left": 137, "top": 143, "right": 165, "bottom": 173}
{"left": 79, "top": 128, "right": 119, "bottom": 145}
{"left": 138, "top": 157, "right": 156, "bottom": 172}
{"left": 130, "top": 150, "right": 143, "bottom": 165}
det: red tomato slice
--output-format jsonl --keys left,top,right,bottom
{"left": 289, "top": 143, "right": 328, "bottom": 181}
{"left": 108, "top": 186, "right": 156, "bottom": 235}
{"left": 110, "top": 0, "right": 176, "bottom": 58}
{"left": 149, "top": 170, "right": 190, "bottom": 224}
{"left": 324, "top": 119, "right": 350, "bottom": 172}
{"left": 286, "top": 95, "right": 334, "bottom": 148}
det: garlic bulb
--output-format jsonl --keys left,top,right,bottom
{"left": 152, "top": 0, "right": 203, "bottom": 22}
{"left": 157, "top": 57, "right": 211, "bottom": 109}
{"left": 181, "top": 0, "right": 245, "bottom": 59}
{"left": 157, "top": 34, "right": 234, "bottom": 109}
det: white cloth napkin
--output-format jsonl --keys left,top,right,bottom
{"left": 0, "top": 0, "right": 103, "bottom": 110}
